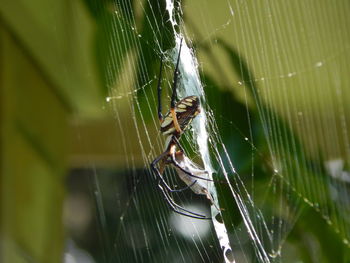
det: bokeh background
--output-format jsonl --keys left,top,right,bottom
{"left": 1, "top": 0, "right": 350, "bottom": 262}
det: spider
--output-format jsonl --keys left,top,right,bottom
{"left": 151, "top": 39, "right": 213, "bottom": 219}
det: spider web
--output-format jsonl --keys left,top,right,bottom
{"left": 66, "top": 0, "right": 350, "bottom": 262}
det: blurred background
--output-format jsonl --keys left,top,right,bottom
{"left": 1, "top": 0, "right": 350, "bottom": 262}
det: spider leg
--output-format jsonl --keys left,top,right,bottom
{"left": 171, "top": 135, "right": 186, "bottom": 153}
{"left": 172, "top": 137, "right": 208, "bottom": 177}
{"left": 171, "top": 180, "right": 198, "bottom": 193}
{"left": 158, "top": 184, "right": 211, "bottom": 219}
{"left": 170, "top": 153, "right": 213, "bottom": 182}
{"left": 170, "top": 137, "right": 213, "bottom": 182}
{"left": 151, "top": 151, "right": 177, "bottom": 192}
{"left": 170, "top": 38, "right": 183, "bottom": 134}
{"left": 157, "top": 55, "right": 164, "bottom": 122}
{"left": 151, "top": 149, "right": 197, "bottom": 193}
